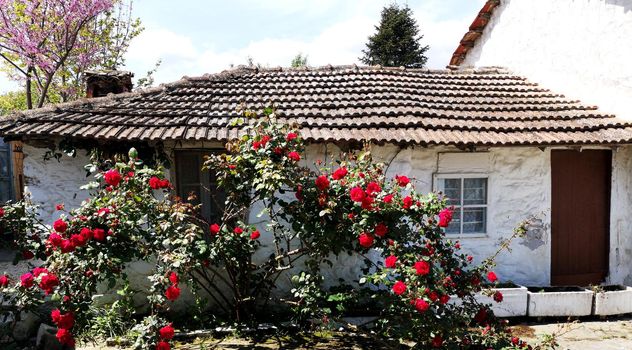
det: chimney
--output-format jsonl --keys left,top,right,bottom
{"left": 85, "top": 70, "right": 134, "bottom": 98}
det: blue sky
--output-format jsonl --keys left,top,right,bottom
{"left": 0, "top": 0, "right": 485, "bottom": 93}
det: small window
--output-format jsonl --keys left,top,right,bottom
{"left": 175, "top": 151, "right": 225, "bottom": 223}
{"left": 0, "top": 139, "right": 13, "bottom": 203}
{"left": 435, "top": 176, "right": 487, "bottom": 235}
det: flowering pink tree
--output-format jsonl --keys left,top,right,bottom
{"left": 0, "top": 0, "right": 141, "bottom": 107}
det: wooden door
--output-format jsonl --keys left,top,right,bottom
{"left": 551, "top": 150, "right": 611, "bottom": 286}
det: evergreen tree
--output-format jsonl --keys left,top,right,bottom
{"left": 360, "top": 3, "right": 429, "bottom": 67}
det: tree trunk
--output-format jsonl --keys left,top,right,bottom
{"left": 25, "top": 67, "right": 33, "bottom": 110}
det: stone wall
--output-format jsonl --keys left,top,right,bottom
{"left": 462, "top": 0, "right": 632, "bottom": 120}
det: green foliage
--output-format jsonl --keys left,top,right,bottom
{"left": 291, "top": 54, "right": 308, "bottom": 68}
{"left": 360, "top": 3, "right": 429, "bottom": 67}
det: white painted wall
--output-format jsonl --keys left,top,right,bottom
{"left": 19, "top": 142, "right": 632, "bottom": 296}
{"left": 462, "top": 0, "right": 632, "bottom": 120}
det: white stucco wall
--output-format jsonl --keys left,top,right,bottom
{"left": 462, "top": 0, "right": 632, "bottom": 120}
{"left": 18, "top": 142, "right": 632, "bottom": 296}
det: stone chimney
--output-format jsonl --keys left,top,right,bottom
{"left": 85, "top": 70, "right": 134, "bottom": 98}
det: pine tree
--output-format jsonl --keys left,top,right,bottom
{"left": 360, "top": 3, "right": 429, "bottom": 68}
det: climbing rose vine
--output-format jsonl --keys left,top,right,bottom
{"left": 0, "top": 107, "right": 532, "bottom": 349}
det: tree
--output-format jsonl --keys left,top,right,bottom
{"left": 360, "top": 3, "right": 429, "bottom": 68}
{"left": 0, "top": 0, "right": 142, "bottom": 109}
{"left": 291, "top": 53, "right": 308, "bottom": 68}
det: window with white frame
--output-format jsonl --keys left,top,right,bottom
{"left": 435, "top": 176, "right": 487, "bottom": 235}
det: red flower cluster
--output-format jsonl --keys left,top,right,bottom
{"left": 156, "top": 323, "right": 175, "bottom": 350}
{"left": 493, "top": 291, "right": 503, "bottom": 303}
{"left": 252, "top": 135, "right": 272, "bottom": 150}
{"left": 51, "top": 309, "right": 75, "bottom": 346}
{"left": 149, "top": 176, "right": 171, "bottom": 190}
{"left": 438, "top": 208, "right": 453, "bottom": 228}
{"left": 165, "top": 272, "right": 181, "bottom": 302}
{"left": 395, "top": 175, "right": 410, "bottom": 187}
{"left": 286, "top": 132, "right": 298, "bottom": 141}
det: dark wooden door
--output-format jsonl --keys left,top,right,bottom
{"left": 551, "top": 150, "right": 611, "bottom": 286}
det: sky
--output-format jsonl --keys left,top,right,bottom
{"left": 0, "top": 0, "right": 485, "bottom": 93}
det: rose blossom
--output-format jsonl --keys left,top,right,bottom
{"left": 384, "top": 255, "right": 398, "bottom": 268}
{"left": 165, "top": 285, "right": 181, "bottom": 301}
{"left": 61, "top": 240, "right": 75, "bottom": 253}
{"left": 349, "top": 187, "right": 365, "bottom": 202}
{"left": 392, "top": 280, "right": 407, "bottom": 295}
{"left": 374, "top": 223, "right": 388, "bottom": 237}
{"left": 414, "top": 261, "right": 431, "bottom": 275}
{"left": 366, "top": 182, "right": 382, "bottom": 195}
{"left": 287, "top": 152, "right": 301, "bottom": 162}
{"left": 431, "top": 335, "right": 443, "bottom": 348}
{"left": 33, "top": 267, "right": 48, "bottom": 277}
{"left": 40, "top": 274, "right": 59, "bottom": 295}
{"left": 93, "top": 228, "right": 106, "bottom": 241}
{"left": 487, "top": 271, "right": 498, "bottom": 282}
{"left": 56, "top": 328, "right": 74, "bottom": 346}
{"left": 210, "top": 223, "right": 220, "bottom": 235}
{"left": 233, "top": 227, "right": 243, "bottom": 235}
{"left": 0, "top": 275, "right": 9, "bottom": 287}
{"left": 493, "top": 291, "right": 504, "bottom": 303}
{"left": 402, "top": 196, "right": 413, "bottom": 209}
{"left": 48, "top": 233, "right": 63, "bottom": 248}
{"left": 358, "top": 233, "right": 374, "bottom": 248}
{"left": 156, "top": 341, "right": 171, "bottom": 350}
{"left": 414, "top": 298, "right": 429, "bottom": 312}
{"left": 53, "top": 219, "right": 68, "bottom": 233}
{"left": 395, "top": 175, "right": 410, "bottom": 186}
{"left": 159, "top": 324, "right": 175, "bottom": 340}
{"left": 104, "top": 169, "right": 122, "bottom": 186}
{"left": 332, "top": 167, "right": 348, "bottom": 180}
{"left": 250, "top": 230, "right": 261, "bottom": 240}
{"left": 383, "top": 194, "right": 394, "bottom": 203}
{"left": 439, "top": 295, "right": 450, "bottom": 304}
{"left": 438, "top": 208, "right": 453, "bottom": 227}
{"left": 315, "top": 175, "right": 330, "bottom": 191}
{"left": 20, "top": 273, "right": 34, "bottom": 288}
{"left": 169, "top": 272, "right": 179, "bottom": 285}
{"left": 0, "top": 207, "right": 4, "bottom": 217}
{"left": 286, "top": 132, "right": 298, "bottom": 141}
{"left": 70, "top": 233, "right": 87, "bottom": 247}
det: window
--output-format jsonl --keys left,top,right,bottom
{"left": 435, "top": 176, "right": 487, "bottom": 235}
{"left": 0, "top": 139, "right": 13, "bottom": 203}
{"left": 175, "top": 151, "right": 225, "bottom": 223}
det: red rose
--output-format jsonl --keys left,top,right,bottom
{"left": 70, "top": 233, "right": 87, "bottom": 247}
{"left": 250, "top": 230, "right": 261, "bottom": 240}
{"left": 51, "top": 309, "right": 61, "bottom": 323}
{"left": 60, "top": 239, "right": 75, "bottom": 253}
{"left": 97, "top": 207, "right": 110, "bottom": 217}
{"left": 366, "top": 182, "right": 381, "bottom": 196}
{"left": 414, "top": 261, "right": 431, "bottom": 275}
{"left": 287, "top": 152, "right": 301, "bottom": 162}
{"left": 40, "top": 273, "right": 59, "bottom": 295}
{"left": 159, "top": 324, "right": 175, "bottom": 340}
{"left": 273, "top": 147, "right": 283, "bottom": 155}
{"left": 80, "top": 227, "right": 93, "bottom": 240}
{"left": 48, "top": 233, "right": 63, "bottom": 248}
{"left": 439, "top": 294, "right": 450, "bottom": 304}
{"left": 104, "top": 169, "right": 122, "bottom": 186}
{"left": 22, "top": 250, "right": 34, "bottom": 259}
{"left": 358, "top": 233, "right": 374, "bottom": 248}
{"left": 260, "top": 135, "right": 271, "bottom": 146}
{"left": 438, "top": 208, "right": 453, "bottom": 228}
{"left": 149, "top": 176, "right": 162, "bottom": 189}
{"left": 53, "top": 219, "right": 68, "bottom": 233}
{"left": 0, "top": 274, "right": 9, "bottom": 287}
{"left": 431, "top": 335, "right": 443, "bottom": 348}
{"left": 474, "top": 307, "right": 488, "bottom": 324}
{"left": 165, "top": 285, "right": 181, "bottom": 301}
{"left": 295, "top": 184, "right": 303, "bottom": 201}
{"left": 429, "top": 291, "right": 439, "bottom": 302}
{"left": 55, "top": 203, "right": 64, "bottom": 211}
{"left": 315, "top": 175, "right": 330, "bottom": 191}
{"left": 286, "top": 132, "right": 298, "bottom": 141}
{"left": 56, "top": 328, "right": 74, "bottom": 346}
{"left": 350, "top": 187, "right": 365, "bottom": 202}
{"left": 93, "top": 228, "right": 106, "bottom": 241}
{"left": 374, "top": 223, "right": 388, "bottom": 237}
{"left": 156, "top": 341, "right": 171, "bottom": 350}
{"left": 392, "top": 280, "right": 407, "bottom": 295}
{"left": 233, "top": 227, "right": 243, "bottom": 235}
{"left": 487, "top": 271, "right": 498, "bottom": 282}
{"left": 209, "top": 223, "right": 220, "bottom": 235}
{"left": 20, "top": 273, "right": 34, "bottom": 288}
{"left": 383, "top": 194, "right": 394, "bottom": 203}
{"left": 33, "top": 267, "right": 48, "bottom": 277}
{"left": 361, "top": 196, "right": 375, "bottom": 210}
{"left": 493, "top": 291, "right": 503, "bottom": 303}
{"left": 0, "top": 207, "right": 4, "bottom": 217}
{"left": 414, "top": 298, "right": 429, "bottom": 312}
{"left": 402, "top": 196, "right": 413, "bottom": 209}
{"left": 395, "top": 175, "right": 410, "bottom": 187}
{"left": 160, "top": 179, "right": 171, "bottom": 188}
{"left": 169, "top": 272, "right": 179, "bottom": 285}
{"left": 385, "top": 255, "right": 397, "bottom": 268}
{"left": 332, "top": 167, "right": 348, "bottom": 180}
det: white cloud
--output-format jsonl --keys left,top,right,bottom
{"left": 124, "top": 4, "right": 475, "bottom": 86}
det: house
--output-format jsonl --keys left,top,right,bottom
{"left": 2, "top": 65, "right": 632, "bottom": 288}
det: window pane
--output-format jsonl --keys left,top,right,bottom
{"left": 445, "top": 208, "right": 461, "bottom": 234}
{"left": 463, "top": 207, "right": 486, "bottom": 233}
{"left": 0, "top": 179, "right": 11, "bottom": 203}
{"left": 463, "top": 178, "right": 487, "bottom": 205}
{"left": 438, "top": 178, "right": 461, "bottom": 206}
{"left": 0, "top": 151, "right": 9, "bottom": 177}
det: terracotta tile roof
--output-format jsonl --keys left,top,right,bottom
{"left": 449, "top": 0, "right": 500, "bottom": 67}
{"left": 2, "top": 65, "right": 632, "bottom": 147}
